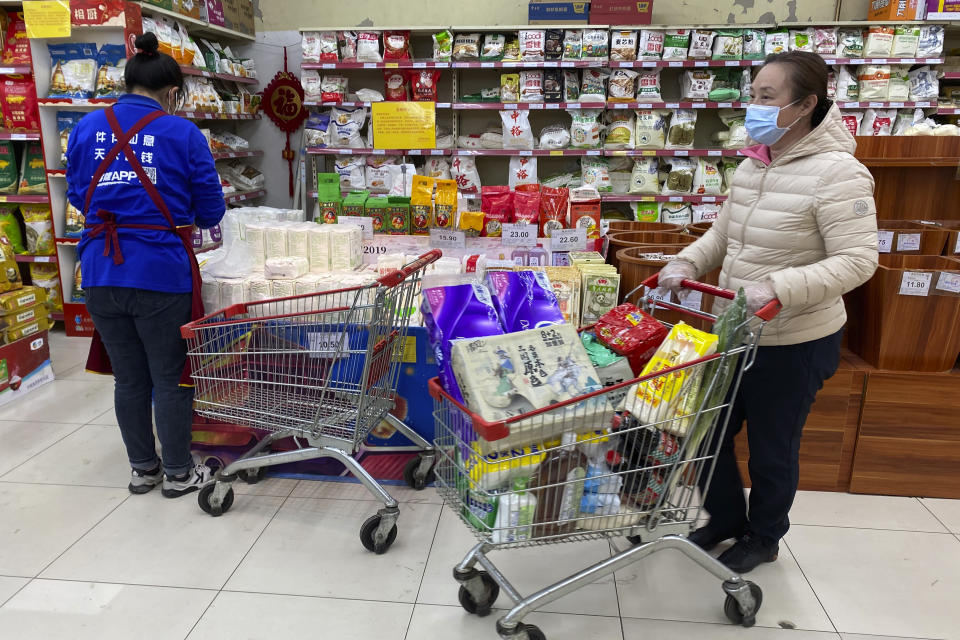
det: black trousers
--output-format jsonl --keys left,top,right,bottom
{"left": 698, "top": 328, "right": 844, "bottom": 544}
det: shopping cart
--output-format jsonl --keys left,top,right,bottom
{"left": 180, "top": 250, "right": 442, "bottom": 554}
{"left": 431, "top": 275, "right": 781, "bottom": 639}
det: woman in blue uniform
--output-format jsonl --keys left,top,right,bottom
{"left": 66, "top": 33, "right": 225, "bottom": 498}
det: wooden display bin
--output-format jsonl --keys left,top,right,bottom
{"left": 919, "top": 220, "right": 960, "bottom": 256}
{"left": 607, "top": 231, "right": 695, "bottom": 271}
{"left": 616, "top": 245, "right": 718, "bottom": 327}
{"left": 846, "top": 255, "right": 960, "bottom": 372}
{"left": 876, "top": 219, "right": 949, "bottom": 256}
{"left": 735, "top": 350, "right": 866, "bottom": 492}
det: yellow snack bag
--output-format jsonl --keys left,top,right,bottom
{"left": 410, "top": 174, "right": 433, "bottom": 236}
{"left": 459, "top": 210, "right": 484, "bottom": 236}
{"left": 433, "top": 178, "right": 457, "bottom": 230}
{"left": 466, "top": 442, "right": 549, "bottom": 490}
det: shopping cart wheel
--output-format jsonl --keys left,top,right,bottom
{"left": 359, "top": 514, "right": 398, "bottom": 554}
{"left": 239, "top": 466, "right": 268, "bottom": 485}
{"left": 496, "top": 620, "right": 546, "bottom": 640}
{"left": 724, "top": 581, "right": 762, "bottom": 627}
{"left": 402, "top": 455, "right": 436, "bottom": 490}
{"left": 457, "top": 572, "right": 500, "bottom": 617}
{"left": 198, "top": 483, "right": 234, "bottom": 517}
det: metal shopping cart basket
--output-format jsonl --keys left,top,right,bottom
{"left": 431, "top": 275, "right": 782, "bottom": 639}
{"left": 180, "top": 250, "right": 442, "bottom": 554}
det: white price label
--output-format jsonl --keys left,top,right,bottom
{"left": 669, "top": 61, "right": 682, "bottom": 67}
{"left": 502, "top": 223, "right": 538, "bottom": 247}
{"left": 561, "top": 61, "right": 574, "bottom": 68}
{"left": 430, "top": 228, "right": 465, "bottom": 249}
{"left": 11, "top": 133, "right": 27, "bottom": 140}
{"left": 899, "top": 271, "right": 932, "bottom": 296}
{"left": 897, "top": 233, "right": 921, "bottom": 252}
{"left": 637, "top": 103, "right": 653, "bottom": 109}
{"left": 643, "top": 285, "right": 671, "bottom": 305}
{"left": 903, "top": 58, "right": 917, "bottom": 64}
{"left": 680, "top": 289, "right": 703, "bottom": 311}
{"left": 877, "top": 230, "right": 893, "bottom": 253}
{"left": 890, "top": 102, "right": 905, "bottom": 108}
{"left": 851, "top": 59, "right": 866, "bottom": 65}
{"left": 519, "top": 150, "right": 533, "bottom": 156}
{"left": 545, "top": 103, "right": 560, "bottom": 109}
{"left": 504, "top": 103, "right": 518, "bottom": 110}
{"left": 307, "top": 332, "right": 347, "bottom": 359}
{"left": 675, "top": 150, "right": 689, "bottom": 156}
{"left": 481, "top": 62, "right": 494, "bottom": 68}
{"left": 868, "top": 102, "right": 884, "bottom": 108}
{"left": 724, "top": 60, "right": 739, "bottom": 67}
{"left": 413, "top": 62, "right": 426, "bottom": 68}
{"left": 695, "top": 61, "right": 709, "bottom": 67}
{"left": 551, "top": 228, "right": 587, "bottom": 251}
{"left": 322, "top": 63, "right": 335, "bottom": 69}
{"left": 936, "top": 272, "right": 960, "bottom": 294}
{"left": 339, "top": 216, "right": 373, "bottom": 239}
{"left": 692, "top": 103, "right": 706, "bottom": 109}
{"left": 666, "top": 103, "right": 680, "bottom": 109}
{"left": 717, "top": 102, "right": 733, "bottom": 108}
{"left": 363, "top": 63, "right": 377, "bottom": 69}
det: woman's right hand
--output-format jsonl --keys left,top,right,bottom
{"left": 658, "top": 260, "right": 698, "bottom": 294}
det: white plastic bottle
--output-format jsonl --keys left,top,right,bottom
{"left": 492, "top": 477, "right": 537, "bottom": 544}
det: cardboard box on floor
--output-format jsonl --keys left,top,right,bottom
{"left": 0, "top": 330, "right": 53, "bottom": 408}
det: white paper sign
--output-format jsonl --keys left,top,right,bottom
{"left": 307, "top": 332, "right": 347, "bottom": 359}
{"left": 430, "top": 228, "right": 466, "bottom": 249}
{"left": 643, "top": 286, "right": 670, "bottom": 305}
{"left": 877, "top": 230, "right": 893, "bottom": 253}
{"left": 899, "top": 271, "right": 932, "bottom": 296}
{"left": 501, "top": 223, "right": 538, "bottom": 247}
{"left": 897, "top": 233, "right": 921, "bottom": 252}
{"left": 936, "top": 272, "right": 960, "bottom": 294}
{"left": 551, "top": 228, "right": 587, "bottom": 251}
{"left": 679, "top": 289, "right": 704, "bottom": 311}
{"left": 339, "top": 215, "right": 373, "bottom": 239}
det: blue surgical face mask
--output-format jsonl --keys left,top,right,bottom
{"left": 745, "top": 100, "right": 801, "bottom": 146}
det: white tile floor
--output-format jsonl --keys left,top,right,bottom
{"left": 0, "top": 330, "right": 958, "bottom": 640}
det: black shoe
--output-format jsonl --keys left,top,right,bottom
{"left": 687, "top": 524, "right": 743, "bottom": 552}
{"left": 717, "top": 533, "right": 779, "bottom": 574}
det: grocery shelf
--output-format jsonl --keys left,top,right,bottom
{"left": 307, "top": 147, "right": 746, "bottom": 158}
{"left": 306, "top": 147, "right": 451, "bottom": 156}
{"left": 14, "top": 254, "right": 57, "bottom": 263}
{"left": 225, "top": 190, "right": 266, "bottom": 204}
{"left": 211, "top": 150, "right": 264, "bottom": 160}
{"left": 50, "top": 312, "right": 64, "bottom": 322}
{"left": 180, "top": 66, "right": 258, "bottom": 85}
{"left": 38, "top": 98, "right": 117, "bottom": 108}
{"left": 303, "top": 60, "right": 452, "bottom": 70}
{"left": 821, "top": 57, "right": 944, "bottom": 66}
{"left": 305, "top": 101, "right": 453, "bottom": 109}
{"left": 451, "top": 60, "right": 597, "bottom": 69}
{"left": 0, "top": 65, "right": 31, "bottom": 75}
{"left": 607, "top": 101, "right": 750, "bottom": 109}
{"left": 452, "top": 102, "right": 607, "bottom": 110}
{"left": 0, "top": 194, "right": 48, "bottom": 203}
{"left": 836, "top": 101, "right": 935, "bottom": 109}
{"left": 177, "top": 111, "right": 261, "bottom": 120}
{"left": 0, "top": 131, "right": 40, "bottom": 140}
{"left": 602, "top": 194, "right": 728, "bottom": 203}
{"left": 938, "top": 107, "right": 960, "bottom": 114}
{"left": 607, "top": 149, "right": 743, "bottom": 157}
{"left": 135, "top": 1, "right": 254, "bottom": 42}
{"left": 612, "top": 59, "right": 765, "bottom": 68}
{"left": 451, "top": 149, "right": 603, "bottom": 156}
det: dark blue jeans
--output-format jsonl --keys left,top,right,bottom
{"left": 86, "top": 286, "right": 194, "bottom": 477}
{"left": 699, "top": 328, "right": 844, "bottom": 544}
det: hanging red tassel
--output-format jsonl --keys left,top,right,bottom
{"left": 260, "top": 46, "right": 308, "bottom": 197}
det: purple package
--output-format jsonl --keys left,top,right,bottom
{"left": 422, "top": 282, "right": 505, "bottom": 402}
{"left": 485, "top": 270, "right": 566, "bottom": 333}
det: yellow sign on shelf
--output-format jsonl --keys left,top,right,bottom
{"left": 372, "top": 102, "right": 436, "bottom": 150}
{"left": 23, "top": 1, "right": 71, "bottom": 39}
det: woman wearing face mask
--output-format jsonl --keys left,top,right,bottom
{"left": 67, "top": 32, "right": 225, "bottom": 498}
{"left": 657, "top": 51, "right": 878, "bottom": 573}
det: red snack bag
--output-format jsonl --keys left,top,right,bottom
{"left": 383, "top": 30, "right": 412, "bottom": 60}
{"left": 595, "top": 304, "right": 670, "bottom": 374}
{"left": 480, "top": 186, "right": 513, "bottom": 237}
{"left": 411, "top": 69, "right": 441, "bottom": 102}
{"left": 570, "top": 187, "right": 602, "bottom": 239}
{"left": 384, "top": 70, "right": 409, "bottom": 101}
{"left": 3, "top": 12, "right": 30, "bottom": 65}
{"left": 539, "top": 186, "right": 568, "bottom": 237}
{"left": 1, "top": 77, "right": 39, "bottom": 131}
{"left": 513, "top": 189, "right": 541, "bottom": 224}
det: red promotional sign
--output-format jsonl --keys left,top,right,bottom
{"left": 261, "top": 70, "right": 308, "bottom": 196}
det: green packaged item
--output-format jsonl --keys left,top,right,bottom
{"left": 0, "top": 205, "right": 25, "bottom": 254}
{"left": 433, "top": 29, "right": 453, "bottom": 62}
{"left": 0, "top": 142, "right": 17, "bottom": 194}
{"left": 365, "top": 196, "right": 390, "bottom": 234}
{"left": 742, "top": 28, "right": 765, "bottom": 60}
{"left": 461, "top": 88, "right": 501, "bottom": 103}
{"left": 634, "top": 201, "right": 660, "bottom": 222}
{"left": 581, "top": 331, "right": 623, "bottom": 368}
{"left": 316, "top": 173, "right": 341, "bottom": 224}
{"left": 712, "top": 29, "right": 743, "bottom": 60}
{"left": 386, "top": 196, "right": 410, "bottom": 235}
{"left": 18, "top": 144, "right": 47, "bottom": 195}
{"left": 708, "top": 68, "right": 741, "bottom": 102}
{"left": 341, "top": 190, "right": 369, "bottom": 218}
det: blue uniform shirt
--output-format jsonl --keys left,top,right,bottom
{"left": 67, "top": 94, "right": 225, "bottom": 294}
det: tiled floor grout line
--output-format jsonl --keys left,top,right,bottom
{"left": 609, "top": 540, "right": 627, "bottom": 640}
{"left": 5, "top": 575, "right": 222, "bottom": 593}
{"left": 0, "top": 423, "right": 89, "bottom": 480}
{"left": 782, "top": 536, "right": 840, "bottom": 636}
{"left": 916, "top": 497, "right": 956, "bottom": 536}
{"left": 0, "top": 577, "right": 33, "bottom": 609}
{"left": 402, "top": 503, "right": 444, "bottom": 640}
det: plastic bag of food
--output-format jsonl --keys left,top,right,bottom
{"left": 18, "top": 144, "right": 46, "bottom": 194}
{"left": 635, "top": 109, "right": 669, "bottom": 149}
{"left": 501, "top": 73, "right": 520, "bottom": 102}
{"left": 765, "top": 30, "right": 788, "bottom": 56}
{"left": 610, "top": 31, "right": 638, "bottom": 62}
{"left": 661, "top": 158, "right": 695, "bottom": 195}
{"left": 480, "top": 186, "right": 511, "bottom": 237}
{"left": 740, "top": 68, "right": 753, "bottom": 100}
{"left": 539, "top": 123, "right": 571, "bottom": 149}
{"left": 95, "top": 44, "right": 126, "bottom": 98}
{"left": 22, "top": 205, "right": 53, "bottom": 255}
{"left": 520, "top": 70, "right": 544, "bottom": 103}
{"left": 708, "top": 69, "right": 740, "bottom": 102}
{"left": 314, "top": 31, "right": 339, "bottom": 62}
{"left": 509, "top": 156, "right": 538, "bottom": 189}
{"left": 2, "top": 11, "right": 30, "bottom": 65}
{"left": 660, "top": 202, "right": 693, "bottom": 226}
{"left": 356, "top": 31, "right": 381, "bottom": 62}
{"left": 814, "top": 27, "right": 838, "bottom": 55}
{"left": 305, "top": 113, "right": 330, "bottom": 147}
{"left": 321, "top": 74, "right": 348, "bottom": 102}
{"left": 682, "top": 70, "right": 714, "bottom": 101}
{"left": 480, "top": 34, "right": 506, "bottom": 62}
{"left": 501, "top": 110, "right": 534, "bottom": 149}
{"left": 662, "top": 30, "right": 690, "bottom": 61}
{"left": 545, "top": 29, "right": 563, "bottom": 60}
{"left": 0, "top": 142, "right": 17, "bottom": 194}
{"left": 634, "top": 69, "right": 663, "bottom": 102}
{"left": 917, "top": 25, "right": 944, "bottom": 58}
{"left": 338, "top": 31, "right": 358, "bottom": 61}
{"left": 582, "top": 29, "right": 609, "bottom": 60}
{"left": 563, "top": 30, "right": 582, "bottom": 60}
{"left": 634, "top": 202, "right": 660, "bottom": 222}
{"left": 433, "top": 30, "right": 453, "bottom": 61}
{"left": 605, "top": 111, "right": 634, "bottom": 149}
{"left": 741, "top": 28, "right": 764, "bottom": 60}
{"left": 569, "top": 109, "right": 603, "bottom": 149}
{"left": 865, "top": 25, "right": 894, "bottom": 57}
{"left": 608, "top": 69, "right": 638, "bottom": 101}
{"left": 712, "top": 29, "right": 742, "bottom": 60}
{"left": 65, "top": 202, "right": 84, "bottom": 237}
{"left": 888, "top": 65, "right": 910, "bottom": 102}
{"left": 301, "top": 70, "right": 322, "bottom": 102}
{"left": 836, "top": 66, "right": 859, "bottom": 101}
{"left": 666, "top": 109, "right": 697, "bottom": 149}
{"left": 720, "top": 158, "right": 740, "bottom": 194}
{"left": 302, "top": 32, "right": 321, "bottom": 62}
{"left": 1, "top": 77, "right": 39, "bottom": 131}
{"left": 580, "top": 69, "right": 609, "bottom": 102}
{"left": 789, "top": 28, "right": 814, "bottom": 52}
{"left": 892, "top": 25, "right": 920, "bottom": 58}
{"left": 693, "top": 158, "right": 723, "bottom": 195}
{"left": 544, "top": 69, "right": 562, "bottom": 102}
{"left": 862, "top": 108, "right": 896, "bottom": 136}
{"left": 688, "top": 29, "right": 715, "bottom": 59}
{"left": 411, "top": 69, "right": 441, "bottom": 102}
{"left": 841, "top": 111, "right": 864, "bottom": 136}
{"left": 48, "top": 43, "right": 98, "bottom": 99}
{"left": 453, "top": 33, "right": 481, "bottom": 60}
{"left": 838, "top": 28, "right": 864, "bottom": 57}
{"left": 0, "top": 205, "right": 24, "bottom": 253}
{"left": 858, "top": 65, "right": 891, "bottom": 101}
{"left": 384, "top": 30, "right": 411, "bottom": 60}
{"left": 693, "top": 203, "right": 721, "bottom": 223}
{"left": 629, "top": 157, "right": 659, "bottom": 194}
{"left": 329, "top": 106, "right": 366, "bottom": 148}
{"left": 520, "top": 30, "right": 546, "bottom": 61}
{"left": 909, "top": 66, "right": 938, "bottom": 101}
{"left": 451, "top": 156, "right": 482, "bottom": 193}
{"left": 716, "top": 109, "right": 747, "bottom": 148}
{"left": 638, "top": 30, "right": 664, "bottom": 59}
{"left": 893, "top": 108, "right": 924, "bottom": 135}
{"left": 56, "top": 111, "right": 83, "bottom": 166}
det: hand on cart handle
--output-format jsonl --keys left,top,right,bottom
{"left": 377, "top": 250, "right": 443, "bottom": 288}
{"left": 642, "top": 274, "right": 782, "bottom": 322}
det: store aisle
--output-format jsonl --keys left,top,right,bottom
{"left": 0, "top": 332, "right": 958, "bottom": 640}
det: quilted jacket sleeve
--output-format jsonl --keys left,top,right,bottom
{"left": 674, "top": 198, "right": 731, "bottom": 276}
{"left": 766, "top": 159, "right": 879, "bottom": 308}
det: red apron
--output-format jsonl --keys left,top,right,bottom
{"left": 83, "top": 106, "right": 205, "bottom": 386}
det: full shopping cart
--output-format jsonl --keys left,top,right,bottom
{"left": 431, "top": 275, "right": 782, "bottom": 640}
{"left": 180, "top": 250, "right": 442, "bottom": 554}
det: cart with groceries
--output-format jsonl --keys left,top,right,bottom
{"left": 180, "top": 250, "right": 442, "bottom": 554}
{"left": 430, "top": 273, "right": 781, "bottom": 640}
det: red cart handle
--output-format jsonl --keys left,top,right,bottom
{"left": 642, "top": 274, "right": 782, "bottom": 322}
{"left": 377, "top": 249, "right": 443, "bottom": 288}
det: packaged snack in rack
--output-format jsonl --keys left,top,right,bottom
{"left": 581, "top": 156, "right": 611, "bottom": 192}
{"left": 384, "top": 69, "right": 409, "bottom": 101}
{"left": 544, "top": 69, "right": 562, "bottom": 103}
{"left": 662, "top": 29, "right": 691, "bottom": 61}
{"left": 605, "top": 111, "right": 635, "bottom": 149}
{"left": 570, "top": 186, "right": 602, "bottom": 240}
{"left": 892, "top": 25, "right": 920, "bottom": 58}
{"left": 545, "top": 29, "right": 563, "bottom": 60}
{"left": 321, "top": 75, "right": 348, "bottom": 103}
{"left": 608, "top": 69, "right": 638, "bottom": 102}
{"left": 712, "top": 29, "right": 742, "bottom": 60}
{"left": 610, "top": 31, "right": 638, "bottom": 62}
{"left": 688, "top": 29, "right": 715, "bottom": 59}
{"left": 539, "top": 186, "right": 569, "bottom": 237}
{"left": 411, "top": 69, "right": 441, "bottom": 102}
{"left": 29, "top": 263, "right": 62, "bottom": 313}
{"left": 789, "top": 28, "right": 814, "bottom": 52}
{"left": 453, "top": 33, "right": 481, "bottom": 60}
{"left": 0, "top": 205, "right": 24, "bottom": 253}
{"left": 638, "top": 30, "right": 664, "bottom": 60}
{"left": 356, "top": 31, "right": 382, "bottom": 62}
{"left": 681, "top": 70, "right": 714, "bottom": 101}
{"left": 539, "top": 123, "right": 570, "bottom": 150}
{"left": 811, "top": 27, "right": 837, "bottom": 55}
{"left": 338, "top": 31, "right": 358, "bottom": 61}
{"left": 94, "top": 44, "right": 126, "bottom": 98}
{"left": 595, "top": 304, "right": 669, "bottom": 374}
{"left": 717, "top": 109, "right": 747, "bottom": 149}
{"left": 693, "top": 202, "right": 721, "bottom": 223}
{"left": 580, "top": 69, "right": 609, "bottom": 102}
{"left": 2, "top": 11, "right": 29, "bottom": 65}
{"left": 65, "top": 202, "right": 85, "bottom": 238}
{"left": 634, "top": 201, "right": 660, "bottom": 222}
{"left": 451, "top": 156, "right": 482, "bottom": 194}
{"left": 693, "top": 158, "right": 723, "bottom": 195}
{"left": 433, "top": 30, "right": 453, "bottom": 61}
{"left": 0, "top": 236, "right": 18, "bottom": 296}
{"left": 629, "top": 157, "right": 659, "bottom": 195}
{"left": 329, "top": 105, "right": 367, "bottom": 148}
{"left": 858, "top": 65, "right": 891, "bottom": 101}
{"left": 48, "top": 43, "right": 98, "bottom": 99}
{"left": 862, "top": 108, "right": 896, "bottom": 136}
{"left": 501, "top": 110, "right": 534, "bottom": 150}
{"left": 568, "top": 109, "right": 603, "bottom": 149}
{"left": 410, "top": 175, "right": 433, "bottom": 236}
{"left": 1, "top": 77, "right": 39, "bottom": 131}
{"left": 582, "top": 29, "right": 609, "bottom": 61}
{"left": 386, "top": 196, "right": 410, "bottom": 234}
{"left": 908, "top": 66, "right": 938, "bottom": 101}
{"left": 0, "top": 142, "right": 16, "bottom": 194}
{"left": 503, "top": 37, "right": 522, "bottom": 62}
{"left": 481, "top": 34, "right": 506, "bottom": 61}
{"left": 423, "top": 157, "right": 452, "bottom": 180}
{"left": 563, "top": 70, "right": 579, "bottom": 102}
{"left": 835, "top": 66, "right": 859, "bottom": 101}
{"left": 666, "top": 109, "right": 697, "bottom": 149}
{"left": 301, "top": 70, "right": 321, "bottom": 102}
{"left": 579, "top": 266, "right": 620, "bottom": 326}
{"left": 21, "top": 205, "right": 53, "bottom": 255}
{"left": 563, "top": 30, "right": 583, "bottom": 60}
{"left": 888, "top": 66, "right": 910, "bottom": 102}
{"left": 709, "top": 69, "right": 741, "bottom": 102}
{"left": 509, "top": 157, "right": 538, "bottom": 189}
{"left": 57, "top": 112, "right": 81, "bottom": 164}
{"left": 635, "top": 109, "right": 669, "bottom": 149}
{"left": 18, "top": 144, "right": 45, "bottom": 195}
{"left": 520, "top": 30, "right": 546, "bottom": 61}
{"left": 838, "top": 28, "right": 864, "bottom": 58}
{"left": 764, "top": 29, "right": 788, "bottom": 55}
{"left": 302, "top": 31, "right": 337, "bottom": 63}
{"left": 865, "top": 25, "right": 894, "bottom": 57}
{"left": 520, "top": 71, "right": 544, "bottom": 103}
{"left": 383, "top": 30, "right": 411, "bottom": 60}
{"left": 501, "top": 73, "right": 520, "bottom": 103}
{"left": 742, "top": 28, "right": 765, "bottom": 60}
{"left": 662, "top": 158, "right": 696, "bottom": 195}
{"left": 917, "top": 25, "right": 944, "bottom": 58}
{"left": 71, "top": 263, "right": 84, "bottom": 303}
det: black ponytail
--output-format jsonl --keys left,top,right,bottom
{"left": 762, "top": 51, "right": 833, "bottom": 128}
{"left": 125, "top": 33, "right": 183, "bottom": 92}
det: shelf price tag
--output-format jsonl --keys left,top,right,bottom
{"left": 307, "top": 332, "right": 347, "bottom": 359}
{"left": 339, "top": 216, "right": 373, "bottom": 239}
{"left": 936, "top": 272, "right": 960, "bottom": 294}
{"left": 877, "top": 230, "right": 893, "bottom": 253}
{"left": 502, "top": 223, "right": 538, "bottom": 247}
{"left": 899, "top": 271, "right": 932, "bottom": 296}
{"left": 897, "top": 233, "right": 921, "bottom": 252}
{"left": 430, "top": 228, "right": 465, "bottom": 249}
{"left": 551, "top": 228, "right": 587, "bottom": 252}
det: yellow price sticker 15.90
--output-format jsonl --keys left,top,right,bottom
{"left": 23, "top": 1, "right": 71, "bottom": 39}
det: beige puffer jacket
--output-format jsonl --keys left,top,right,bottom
{"left": 675, "top": 103, "right": 879, "bottom": 346}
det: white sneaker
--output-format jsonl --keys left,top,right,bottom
{"left": 162, "top": 463, "right": 214, "bottom": 498}
{"left": 129, "top": 467, "right": 163, "bottom": 494}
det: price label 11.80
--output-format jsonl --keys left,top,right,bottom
{"left": 501, "top": 223, "right": 538, "bottom": 247}
{"left": 899, "top": 271, "right": 932, "bottom": 296}
{"left": 551, "top": 228, "right": 587, "bottom": 252}
{"left": 429, "top": 228, "right": 465, "bottom": 249}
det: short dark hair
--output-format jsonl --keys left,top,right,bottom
{"left": 762, "top": 51, "right": 832, "bottom": 127}
{"left": 124, "top": 32, "right": 184, "bottom": 93}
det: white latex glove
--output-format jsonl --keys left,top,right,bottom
{"left": 658, "top": 260, "right": 697, "bottom": 294}
{"left": 744, "top": 281, "right": 777, "bottom": 314}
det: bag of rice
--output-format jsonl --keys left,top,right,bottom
{"left": 629, "top": 157, "right": 659, "bottom": 195}
{"left": 765, "top": 30, "right": 788, "bottom": 56}
{"left": 581, "top": 156, "right": 611, "bottom": 192}
{"left": 335, "top": 157, "right": 365, "bottom": 190}
{"left": 423, "top": 157, "right": 452, "bottom": 180}
{"left": 356, "top": 32, "right": 382, "bottom": 62}
{"left": 48, "top": 43, "right": 98, "bottom": 99}
{"left": 451, "top": 156, "right": 482, "bottom": 194}
{"left": 610, "top": 31, "right": 638, "bottom": 62}
{"left": 501, "top": 110, "right": 534, "bottom": 149}
{"left": 569, "top": 109, "right": 603, "bottom": 149}
{"left": 692, "top": 203, "right": 721, "bottom": 223}
{"left": 582, "top": 29, "right": 609, "bottom": 60}
{"left": 742, "top": 28, "right": 765, "bottom": 60}
{"left": 563, "top": 30, "right": 582, "bottom": 60}
{"left": 838, "top": 28, "right": 864, "bottom": 57}
{"left": 662, "top": 30, "right": 691, "bottom": 61}
{"left": 917, "top": 25, "right": 944, "bottom": 58}
{"left": 666, "top": 109, "right": 696, "bottom": 149}
{"left": 909, "top": 66, "right": 938, "bottom": 101}
{"left": 520, "top": 70, "right": 544, "bottom": 103}
{"left": 814, "top": 27, "right": 838, "bottom": 55}
{"left": 636, "top": 69, "right": 662, "bottom": 102}
{"left": 539, "top": 124, "right": 571, "bottom": 149}
{"left": 662, "top": 158, "right": 695, "bottom": 195}
{"left": 30, "top": 263, "right": 61, "bottom": 312}
{"left": 681, "top": 70, "right": 714, "bottom": 101}
{"left": 580, "top": 69, "right": 609, "bottom": 102}
{"left": 608, "top": 69, "right": 638, "bottom": 102}
{"left": 18, "top": 144, "right": 46, "bottom": 194}
{"left": 95, "top": 44, "right": 126, "bottom": 98}
{"left": 635, "top": 109, "right": 669, "bottom": 149}
{"left": 864, "top": 25, "right": 894, "bottom": 58}
{"left": 693, "top": 158, "right": 723, "bottom": 195}
{"left": 21, "top": 205, "right": 53, "bottom": 255}
{"left": 563, "top": 70, "right": 580, "bottom": 102}
{"left": 712, "top": 29, "right": 742, "bottom": 60}
{"left": 718, "top": 109, "right": 747, "bottom": 149}
{"left": 0, "top": 142, "right": 17, "bottom": 194}
{"left": 65, "top": 202, "right": 84, "bottom": 238}
{"left": 836, "top": 66, "right": 859, "bottom": 101}
{"left": 789, "top": 28, "right": 814, "bottom": 52}
{"left": 0, "top": 205, "right": 24, "bottom": 253}
{"left": 633, "top": 202, "right": 660, "bottom": 222}
{"left": 329, "top": 106, "right": 366, "bottom": 148}
{"left": 660, "top": 202, "right": 692, "bottom": 225}
{"left": 71, "top": 263, "right": 84, "bottom": 302}
{"left": 688, "top": 30, "right": 715, "bottom": 59}
{"left": 520, "top": 30, "right": 546, "bottom": 61}
{"left": 509, "top": 156, "right": 538, "bottom": 189}
{"left": 453, "top": 33, "right": 481, "bottom": 60}
{"left": 858, "top": 65, "right": 891, "bottom": 101}
{"left": 862, "top": 108, "right": 896, "bottom": 136}
{"left": 888, "top": 65, "right": 910, "bottom": 102}
{"left": 638, "top": 30, "right": 664, "bottom": 59}
{"left": 605, "top": 111, "right": 634, "bottom": 149}
{"left": 841, "top": 111, "right": 864, "bottom": 136}
{"left": 892, "top": 25, "right": 920, "bottom": 58}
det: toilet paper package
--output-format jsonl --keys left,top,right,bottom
{"left": 201, "top": 278, "right": 221, "bottom": 313}
{"left": 265, "top": 256, "right": 310, "bottom": 280}
{"left": 246, "top": 275, "right": 272, "bottom": 302}
{"left": 286, "top": 223, "right": 311, "bottom": 262}
{"left": 219, "top": 278, "right": 247, "bottom": 307}
{"left": 243, "top": 222, "right": 267, "bottom": 267}
{"left": 264, "top": 224, "right": 288, "bottom": 260}
{"left": 485, "top": 270, "right": 566, "bottom": 333}
{"left": 270, "top": 279, "right": 296, "bottom": 298}
{"left": 295, "top": 275, "right": 321, "bottom": 295}
{"left": 331, "top": 226, "right": 362, "bottom": 270}
{"left": 308, "top": 224, "right": 332, "bottom": 272}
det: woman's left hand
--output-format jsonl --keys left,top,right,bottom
{"left": 745, "top": 281, "right": 777, "bottom": 314}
